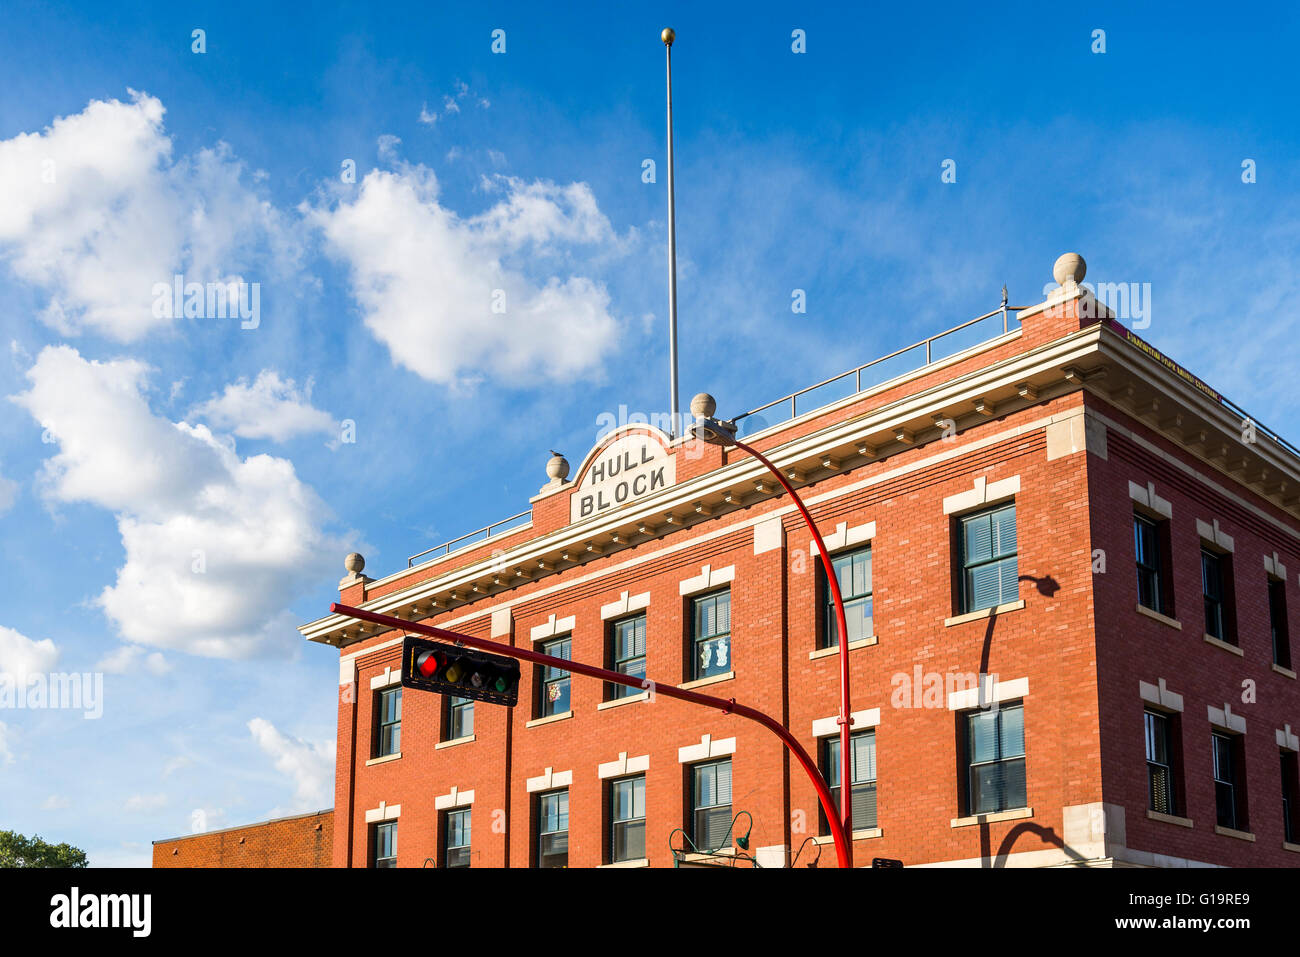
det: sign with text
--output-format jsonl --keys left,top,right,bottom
{"left": 570, "top": 432, "right": 676, "bottom": 524}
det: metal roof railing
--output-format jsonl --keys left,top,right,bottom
{"left": 407, "top": 510, "right": 532, "bottom": 568}
{"left": 732, "top": 297, "right": 1027, "bottom": 434}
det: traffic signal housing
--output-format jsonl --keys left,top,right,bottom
{"left": 400, "top": 636, "right": 521, "bottom": 706}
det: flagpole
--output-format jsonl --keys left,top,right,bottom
{"left": 663, "top": 27, "right": 680, "bottom": 439}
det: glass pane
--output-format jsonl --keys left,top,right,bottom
{"left": 998, "top": 557, "right": 1019, "bottom": 604}
{"left": 852, "top": 732, "right": 876, "bottom": 783}
{"left": 967, "top": 563, "right": 1002, "bottom": 611}
{"left": 1149, "top": 764, "right": 1172, "bottom": 814}
{"left": 992, "top": 505, "right": 1017, "bottom": 556}
{"left": 825, "top": 738, "right": 840, "bottom": 788}
{"left": 999, "top": 706, "right": 1025, "bottom": 758}
{"left": 963, "top": 513, "right": 993, "bottom": 564}
{"left": 851, "top": 783, "right": 877, "bottom": 829}
{"left": 614, "top": 820, "right": 645, "bottom": 861}
{"left": 968, "top": 710, "right": 999, "bottom": 763}
{"left": 971, "top": 758, "right": 1026, "bottom": 814}
{"left": 696, "top": 806, "right": 732, "bottom": 850}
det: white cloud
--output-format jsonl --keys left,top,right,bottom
{"left": 310, "top": 159, "right": 620, "bottom": 386}
{"left": 161, "top": 755, "right": 194, "bottom": 777}
{"left": 418, "top": 80, "right": 486, "bottom": 126}
{"left": 0, "top": 90, "right": 298, "bottom": 341}
{"left": 11, "top": 345, "right": 351, "bottom": 658}
{"left": 124, "top": 793, "right": 169, "bottom": 812}
{"left": 0, "top": 624, "right": 59, "bottom": 678}
{"left": 248, "top": 718, "right": 333, "bottom": 812}
{"left": 42, "top": 795, "right": 71, "bottom": 810}
{"left": 192, "top": 371, "right": 335, "bottom": 442}
{"left": 95, "top": 644, "right": 170, "bottom": 675}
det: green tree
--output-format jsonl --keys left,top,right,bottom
{"left": 0, "top": 830, "right": 88, "bottom": 868}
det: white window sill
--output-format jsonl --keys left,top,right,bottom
{"left": 1135, "top": 603, "right": 1182, "bottom": 630}
{"left": 809, "top": 636, "right": 877, "bottom": 660}
{"left": 944, "top": 600, "right": 1025, "bottom": 628}
{"left": 525, "top": 710, "right": 573, "bottom": 728}
{"left": 1214, "top": 825, "right": 1255, "bottom": 842}
{"left": 679, "top": 671, "right": 734, "bottom": 690}
{"left": 365, "top": 752, "right": 402, "bottom": 767}
{"left": 1272, "top": 663, "right": 1297, "bottom": 679}
{"left": 1147, "top": 810, "right": 1193, "bottom": 828}
{"left": 950, "top": 807, "right": 1033, "bottom": 828}
{"left": 1203, "top": 634, "right": 1243, "bottom": 657}
{"left": 434, "top": 734, "right": 475, "bottom": 750}
{"left": 1283, "top": 841, "right": 1300, "bottom": 854}
{"left": 597, "top": 691, "right": 649, "bottom": 711}
{"left": 812, "top": 827, "right": 882, "bottom": 844}
{"left": 597, "top": 858, "right": 649, "bottom": 868}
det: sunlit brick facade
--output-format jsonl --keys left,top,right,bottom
{"left": 301, "top": 254, "right": 1300, "bottom": 867}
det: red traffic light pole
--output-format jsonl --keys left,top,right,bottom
{"left": 330, "top": 601, "right": 853, "bottom": 868}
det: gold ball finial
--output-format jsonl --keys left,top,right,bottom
{"left": 661, "top": 27, "right": 675, "bottom": 46}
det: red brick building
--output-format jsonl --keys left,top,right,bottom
{"left": 152, "top": 809, "right": 332, "bottom": 867}
{"left": 300, "top": 252, "right": 1300, "bottom": 868}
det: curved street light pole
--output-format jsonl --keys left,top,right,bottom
{"left": 692, "top": 418, "right": 856, "bottom": 868}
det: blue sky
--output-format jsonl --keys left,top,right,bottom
{"left": 0, "top": 1, "right": 1296, "bottom": 865}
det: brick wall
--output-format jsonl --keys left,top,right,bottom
{"left": 153, "top": 810, "right": 333, "bottom": 867}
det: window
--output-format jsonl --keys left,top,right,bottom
{"left": 609, "top": 775, "right": 646, "bottom": 863}
{"left": 445, "top": 696, "right": 473, "bottom": 740}
{"left": 609, "top": 614, "right": 647, "bottom": 700}
{"left": 1282, "top": 751, "right": 1300, "bottom": 845}
{"left": 536, "top": 790, "right": 569, "bottom": 868}
{"left": 1270, "top": 577, "right": 1292, "bottom": 669}
{"left": 1212, "top": 732, "right": 1246, "bottom": 831}
{"left": 690, "top": 590, "right": 731, "bottom": 680}
{"left": 1134, "top": 513, "right": 1167, "bottom": 614}
{"left": 375, "top": 687, "right": 401, "bottom": 757}
{"left": 1202, "top": 548, "right": 1235, "bottom": 643}
{"left": 538, "top": 636, "right": 571, "bottom": 717}
{"left": 958, "top": 504, "right": 1018, "bottom": 614}
{"left": 821, "top": 730, "right": 877, "bottom": 832}
{"left": 1144, "top": 709, "right": 1178, "bottom": 815}
{"left": 443, "top": 808, "right": 471, "bottom": 868}
{"left": 690, "top": 759, "right": 733, "bottom": 851}
{"left": 371, "top": 822, "right": 397, "bottom": 868}
{"left": 820, "top": 547, "right": 873, "bottom": 648}
{"left": 964, "top": 703, "right": 1026, "bottom": 815}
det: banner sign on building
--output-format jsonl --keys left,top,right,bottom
{"left": 570, "top": 431, "right": 676, "bottom": 524}
{"left": 1106, "top": 318, "right": 1221, "bottom": 403}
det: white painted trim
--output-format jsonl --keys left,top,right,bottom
{"left": 679, "top": 564, "right": 735, "bottom": 597}
{"left": 369, "top": 666, "right": 401, "bottom": 690}
{"left": 809, "top": 635, "right": 877, "bottom": 659}
{"left": 679, "top": 671, "right": 734, "bottom": 690}
{"left": 339, "top": 657, "right": 356, "bottom": 687}
{"left": 525, "top": 711, "right": 572, "bottom": 728}
{"left": 1195, "top": 518, "right": 1235, "bottom": 553}
{"left": 1139, "top": 678, "right": 1184, "bottom": 713}
{"left": 947, "top": 675, "right": 1028, "bottom": 711}
{"left": 525, "top": 767, "right": 573, "bottom": 793}
{"left": 1277, "top": 724, "right": 1299, "bottom": 752}
{"left": 433, "top": 787, "right": 474, "bottom": 811}
{"left": 753, "top": 516, "right": 784, "bottom": 555}
{"left": 945, "top": 600, "right": 1025, "bottom": 627}
{"left": 597, "top": 691, "right": 649, "bottom": 710}
{"left": 808, "top": 520, "right": 875, "bottom": 555}
{"left": 363, "top": 801, "right": 401, "bottom": 823}
{"left": 1136, "top": 603, "right": 1182, "bottom": 630}
{"left": 530, "top": 614, "right": 576, "bottom": 643}
{"left": 365, "top": 752, "right": 402, "bottom": 767}
{"left": 942, "top": 474, "right": 1020, "bottom": 515}
{"left": 491, "top": 607, "right": 512, "bottom": 638}
{"left": 812, "top": 708, "right": 881, "bottom": 738}
{"left": 951, "top": 807, "right": 1032, "bottom": 828}
{"left": 1128, "top": 479, "right": 1173, "bottom": 520}
{"left": 434, "top": 734, "right": 475, "bottom": 750}
{"left": 600, "top": 590, "right": 651, "bottom": 620}
{"left": 1208, "top": 703, "right": 1247, "bottom": 734}
{"left": 1265, "top": 551, "right": 1289, "bottom": 579}
{"left": 678, "top": 734, "right": 737, "bottom": 763}
{"left": 597, "top": 751, "right": 651, "bottom": 779}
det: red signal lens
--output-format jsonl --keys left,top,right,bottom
{"left": 416, "top": 651, "right": 439, "bottom": 678}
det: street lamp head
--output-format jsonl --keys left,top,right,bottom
{"left": 661, "top": 27, "right": 675, "bottom": 46}
{"left": 690, "top": 415, "right": 738, "bottom": 447}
